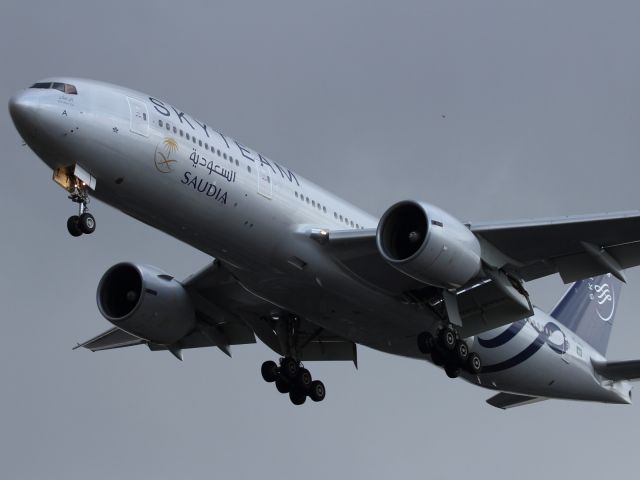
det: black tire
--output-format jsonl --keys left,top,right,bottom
{"left": 67, "top": 216, "right": 82, "bottom": 237}
{"left": 440, "top": 329, "right": 457, "bottom": 351}
{"left": 431, "top": 349, "right": 445, "bottom": 366}
{"left": 261, "top": 360, "right": 278, "bottom": 383}
{"left": 297, "top": 368, "right": 312, "bottom": 389}
{"left": 445, "top": 364, "right": 461, "bottom": 379}
{"left": 79, "top": 212, "right": 96, "bottom": 234}
{"left": 417, "top": 332, "right": 434, "bottom": 354}
{"left": 456, "top": 341, "right": 469, "bottom": 364}
{"left": 467, "top": 352, "right": 482, "bottom": 375}
{"left": 309, "top": 380, "right": 326, "bottom": 402}
{"left": 275, "top": 377, "right": 290, "bottom": 394}
{"left": 280, "top": 357, "right": 299, "bottom": 380}
{"left": 289, "top": 388, "right": 306, "bottom": 405}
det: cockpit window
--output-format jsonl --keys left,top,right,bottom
{"left": 29, "top": 82, "right": 77, "bottom": 95}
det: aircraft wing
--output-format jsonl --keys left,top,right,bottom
{"left": 75, "top": 260, "right": 358, "bottom": 363}
{"left": 469, "top": 211, "right": 640, "bottom": 283}
{"left": 74, "top": 327, "right": 145, "bottom": 351}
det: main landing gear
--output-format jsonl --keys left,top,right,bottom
{"left": 261, "top": 358, "right": 326, "bottom": 405}
{"left": 417, "top": 328, "right": 482, "bottom": 378}
{"left": 66, "top": 185, "right": 96, "bottom": 237}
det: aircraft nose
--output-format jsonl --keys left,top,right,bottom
{"left": 8, "top": 90, "right": 41, "bottom": 133}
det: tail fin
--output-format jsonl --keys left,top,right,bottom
{"left": 551, "top": 274, "right": 623, "bottom": 356}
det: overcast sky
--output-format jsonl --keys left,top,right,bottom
{"left": 2, "top": 1, "right": 640, "bottom": 478}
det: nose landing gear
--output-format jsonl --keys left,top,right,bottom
{"left": 66, "top": 185, "right": 96, "bottom": 237}
{"left": 261, "top": 358, "right": 327, "bottom": 405}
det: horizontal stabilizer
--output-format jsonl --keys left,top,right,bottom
{"left": 74, "top": 327, "right": 145, "bottom": 351}
{"left": 486, "top": 392, "right": 547, "bottom": 410}
{"left": 593, "top": 359, "right": 640, "bottom": 381}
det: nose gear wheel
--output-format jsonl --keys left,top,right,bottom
{"left": 66, "top": 183, "right": 96, "bottom": 237}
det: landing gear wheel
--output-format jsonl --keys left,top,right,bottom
{"left": 417, "top": 332, "right": 434, "bottom": 354}
{"left": 296, "top": 368, "right": 312, "bottom": 389}
{"left": 79, "top": 212, "right": 96, "bottom": 234}
{"left": 440, "top": 328, "right": 457, "bottom": 351}
{"left": 467, "top": 352, "right": 482, "bottom": 375}
{"left": 67, "top": 216, "right": 82, "bottom": 237}
{"left": 309, "top": 380, "right": 326, "bottom": 402}
{"left": 275, "top": 377, "right": 290, "bottom": 394}
{"left": 455, "top": 341, "right": 469, "bottom": 364}
{"left": 445, "top": 364, "right": 461, "bottom": 379}
{"left": 431, "top": 350, "right": 445, "bottom": 366}
{"left": 289, "top": 389, "right": 307, "bottom": 405}
{"left": 280, "top": 357, "right": 299, "bottom": 380}
{"left": 261, "top": 360, "right": 278, "bottom": 383}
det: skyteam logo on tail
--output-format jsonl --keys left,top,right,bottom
{"left": 588, "top": 274, "right": 615, "bottom": 322}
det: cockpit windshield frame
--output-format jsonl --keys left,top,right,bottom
{"left": 29, "top": 82, "right": 78, "bottom": 95}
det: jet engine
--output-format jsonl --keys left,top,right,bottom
{"left": 97, "top": 262, "right": 196, "bottom": 345}
{"left": 376, "top": 200, "right": 482, "bottom": 288}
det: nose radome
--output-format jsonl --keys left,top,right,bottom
{"left": 9, "top": 90, "right": 41, "bottom": 132}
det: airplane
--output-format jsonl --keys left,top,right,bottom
{"left": 9, "top": 77, "right": 640, "bottom": 409}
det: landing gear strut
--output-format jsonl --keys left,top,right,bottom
{"left": 261, "top": 358, "right": 327, "bottom": 405}
{"left": 417, "top": 328, "right": 483, "bottom": 378}
{"left": 66, "top": 184, "right": 95, "bottom": 236}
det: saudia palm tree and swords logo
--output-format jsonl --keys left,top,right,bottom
{"left": 154, "top": 137, "right": 179, "bottom": 173}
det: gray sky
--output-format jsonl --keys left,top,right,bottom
{"left": 2, "top": 1, "right": 640, "bottom": 478}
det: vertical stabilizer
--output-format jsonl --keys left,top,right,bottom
{"left": 551, "top": 274, "right": 622, "bottom": 356}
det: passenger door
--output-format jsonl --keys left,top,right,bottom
{"left": 127, "top": 97, "right": 149, "bottom": 137}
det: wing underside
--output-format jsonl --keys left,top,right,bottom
{"left": 75, "top": 260, "right": 357, "bottom": 363}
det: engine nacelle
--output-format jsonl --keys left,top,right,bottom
{"left": 376, "top": 200, "right": 482, "bottom": 288}
{"left": 97, "top": 262, "right": 196, "bottom": 345}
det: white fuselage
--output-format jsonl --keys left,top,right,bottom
{"left": 9, "top": 78, "right": 632, "bottom": 405}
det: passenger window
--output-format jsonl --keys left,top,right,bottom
{"left": 166, "top": 123, "right": 170, "bottom": 131}
{"left": 158, "top": 119, "right": 163, "bottom": 127}
{"left": 223, "top": 153, "right": 227, "bottom": 160}
{"left": 323, "top": 206, "right": 327, "bottom": 213}
{"left": 199, "top": 140, "right": 203, "bottom": 147}
{"left": 173, "top": 126, "right": 177, "bottom": 134}
{"left": 186, "top": 133, "right": 190, "bottom": 140}
{"left": 180, "top": 129, "right": 184, "bottom": 137}
{"left": 235, "top": 159, "right": 239, "bottom": 166}
{"left": 334, "top": 212, "right": 337, "bottom": 219}
{"left": 312, "top": 200, "right": 316, "bottom": 207}
{"left": 205, "top": 143, "right": 208, "bottom": 150}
